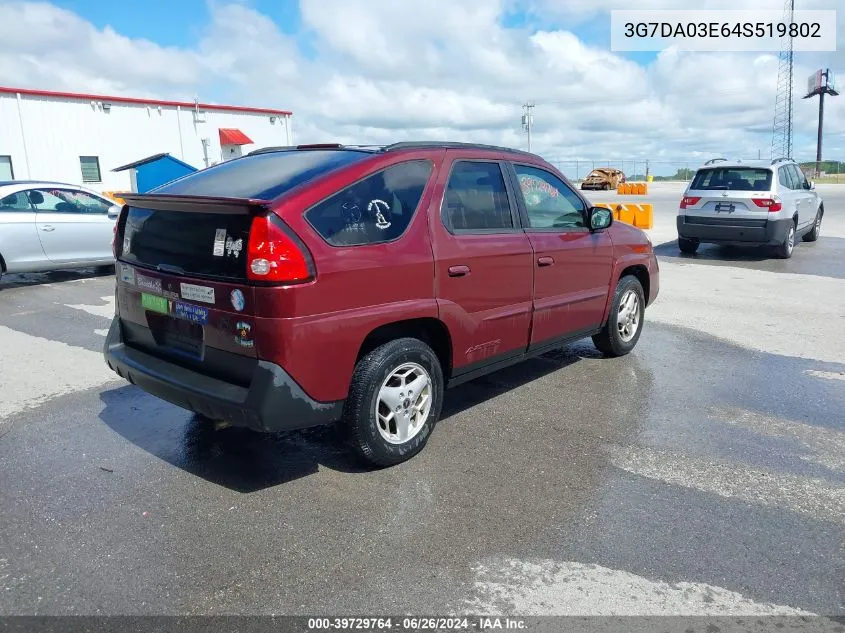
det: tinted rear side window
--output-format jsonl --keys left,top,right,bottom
{"left": 153, "top": 150, "right": 372, "bottom": 200}
{"left": 787, "top": 164, "right": 807, "bottom": 189}
{"left": 442, "top": 161, "right": 513, "bottom": 232}
{"left": 305, "top": 160, "right": 433, "bottom": 246}
{"left": 691, "top": 168, "right": 772, "bottom": 191}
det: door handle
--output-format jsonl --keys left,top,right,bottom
{"left": 537, "top": 256, "right": 554, "bottom": 267}
{"left": 40, "top": 225, "right": 55, "bottom": 232}
{"left": 448, "top": 265, "right": 470, "bottom": 277}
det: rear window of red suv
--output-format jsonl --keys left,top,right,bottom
{"left": 151, "top": 150, "right": 373, "bottom": 200}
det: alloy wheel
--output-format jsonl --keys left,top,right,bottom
{"left": 375, "top": 363, "right": 433, "bottom": 445}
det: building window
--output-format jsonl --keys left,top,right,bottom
{"left": 80, "top": 156, "right": 101, "bottom": 183}
{"left": 0, "top": 155, "right": 13, "bottom": 180}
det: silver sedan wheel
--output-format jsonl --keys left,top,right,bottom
{"left": 617, "top": 289, "right": 641, "bottom": 343}
{"left": 375, "top": 362, "right": 433, "bottom": 445}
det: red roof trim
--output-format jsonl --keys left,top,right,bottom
{"left": 0, "top": 86, "right": 292, "bottom": 116}
{"left": 219, "top": 128, "right": 253, "bottom": 145}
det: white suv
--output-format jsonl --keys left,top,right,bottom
{"left": 676, "top": 158, "right": 824, "bottom": 259}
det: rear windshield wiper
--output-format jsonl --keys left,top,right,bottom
{"left": 157, "top": 263, "right": 186, "bottom": 275}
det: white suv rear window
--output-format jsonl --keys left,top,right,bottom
{"left": 690, "top": 168, "right": 772, "bottom": 191}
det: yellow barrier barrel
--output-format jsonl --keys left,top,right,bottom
{"left": 633, "top": 204, "right": 653, "bottom": 229}
{"left": 592, "top": 203, "right": 653, "bottom": 229}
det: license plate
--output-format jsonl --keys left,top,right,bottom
{"left": 715, "top": 203, "right": 735, "bottom": 213}
{"left": 162, "top": 319, "right": 204, "bottom": 359}
{"left": 147, "top": 312, "right": 204, "bottom": 359}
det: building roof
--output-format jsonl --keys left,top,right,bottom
{"left": 112, "top": 153, "right": 196, "bottom": 172}
{"left": 219, "top": 128, "right": 253, "bottom": 145}
{"left": 0, "top": 86, "right": 292, "bottom": 116}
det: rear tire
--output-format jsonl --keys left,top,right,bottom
{"left": 678, "top": 237, "right": 699, "bottom": 254}
{"left": 802, "top": 209, "right": 822, "bottom": 242}
{"left": 592, "top": 275, "right": 646, "bottom": 358}
{"left": 343, "top": 338, "right": 444, "bottom": 467}
{"left": 775, "top": 221, "right": 796, "bottom": 259}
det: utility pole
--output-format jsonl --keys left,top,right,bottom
{"left": 522, "top": 102, "right": 534, "bottom": 152}
{"left": 803, "top": 68, "right": 839, "bottom": 177}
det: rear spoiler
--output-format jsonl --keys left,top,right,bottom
{"left": 118, "top": 193, "right": 273, "bottom": 215}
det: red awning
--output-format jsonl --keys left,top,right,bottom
{"left": 218, "top": 128, "right": 253, "bottom": 145}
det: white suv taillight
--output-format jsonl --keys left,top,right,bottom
{"left": 752, "top": 196, "right": 782, "bottom": 212}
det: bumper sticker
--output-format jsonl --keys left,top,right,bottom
{"left": 230, "top": 289, "right": 246, "bottom": 312}
{"left": 136, "top": 273, "right": 162, "bottom": 294}
{"left": 180, "top": 283, "right": 215, "bottom": 304}
{"left": 141, "top": 293, "right": 170, "bottom": 315}
{"left": 173, "top": 301, "right": 209, "bottom": 324}
{"left": 119, "top": 264, "right": 135, "bottom": 285}
{"left": 235, "top": 321, "right": 254, "bottom": 348}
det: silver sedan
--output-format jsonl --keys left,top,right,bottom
{"left": 0, "top": 180, "right": 121, "bottom": 279}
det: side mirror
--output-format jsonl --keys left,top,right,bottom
{"left": 589, "top": 206, "right": 613, "bottom": 231}
{"left": 810, "top": 181, "right": 816, "bottom": 190}
{"left": 107, "top": 204, "right": 121, "bottom": 218}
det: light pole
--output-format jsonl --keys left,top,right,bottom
{"left": 522, "top": 102, "right": 534, "bottom": 152}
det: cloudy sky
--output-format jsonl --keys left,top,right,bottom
{"left": 0, "top": 0, "right": 842, "bottom": 176}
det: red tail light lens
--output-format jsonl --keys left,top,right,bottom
{"left": 752, "top": 197, "right": 782, "bottom": 212}
{"left": 246, "top": 215, "right": 313, "bottom": 283}
{"left": 680, "top": 196, "right": 701, "bottom": 209}
{"left": 112, "top": 223, "right": 118, "bottom": 257}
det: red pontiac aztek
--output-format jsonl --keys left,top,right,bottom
{"left": 104, "top": 142, "right": 659, "bottom": 466}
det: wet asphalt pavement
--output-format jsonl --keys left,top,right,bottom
{"left": 0, "top": 183, "right": 843, "bottom": 617}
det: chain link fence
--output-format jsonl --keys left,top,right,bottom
{"left": 544, "top": 158, "right": 845, "bottom": 183}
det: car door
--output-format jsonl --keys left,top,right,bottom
{"left": 430, "top": 156, "right": 534, "bottom": 373}
{"left": 776, "top": 166, "right": 799, "bottom": 224}
{"left": 506, "top": 162, "right": 614, "bottom": 347}
{"left": 29, "top": 188, "right": 117, "bottom": 263}
{"left": 787, "top": 164, "right": 813, "bottom": 229}
{"left": 0, "top": 190, "right": 45, "bottom": 272}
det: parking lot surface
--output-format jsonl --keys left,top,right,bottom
{"left": 0, "top": 182, "right": 843, "bottom": 616}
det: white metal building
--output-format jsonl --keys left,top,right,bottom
{"left": 0, "top": 86, "right": 293, "bottom": 192}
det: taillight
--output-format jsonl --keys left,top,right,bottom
{"left": 680, "top": 196, "right": 701, "bottom": 209}
{"left": 752, "top": 197, "right": 782, "bottom": 212}
{"left": 246, "top": 215, "right": 313, "bottom": 283}
{"left": 112, "top": 223, "right": 118, "bottom": 257}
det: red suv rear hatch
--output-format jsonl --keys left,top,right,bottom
{"left": 111, "top": 148, "right": 373, "bottom": 386}
{"left": 113, "top": 193, "right": 311, "bottom": 387}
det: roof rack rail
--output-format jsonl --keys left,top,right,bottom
{"left": 383, "top": 141, "right": 534, "bottom": 155}
{"left": 246, "top": 144, "right": 383, "bottom": 156}
{"left": 770, "top": 157, "right": 792, "bottom": 165}
{"left": 704, "top": 157, "right": 728, "bottom": 165}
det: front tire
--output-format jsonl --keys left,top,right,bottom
{"left": 592, "top": 275, "right": 646, "bottom": 358}
{"left": 343, "top": 338, "right": 444, "bottom": 467}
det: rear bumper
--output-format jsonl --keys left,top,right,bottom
{"left": 103, "top": 317, "right": 343, "bottom": 432}
{"left": 677, "top": 215, "right": 793, "bottom": 246}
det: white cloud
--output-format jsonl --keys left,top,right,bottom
{"left": 0, "top": 0, "right": 842, "bottom": 170}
